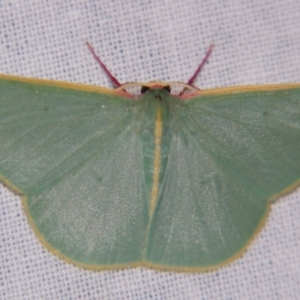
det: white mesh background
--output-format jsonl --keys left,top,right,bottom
{"left": 0, "top": 1, "right": 300, "bottom": 299}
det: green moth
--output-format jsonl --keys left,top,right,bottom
{"left": 0, "top": 43, "right": 299, "bottom": 272}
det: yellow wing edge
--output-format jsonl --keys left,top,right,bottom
{"left": 200, "top": 83, "right": 300, "bottom": 95}
{"left": 1, "top": 173, "right": 299, "bottom": 273}
{"left": 0, "top": 73, "right": 300, "bottom": 95}
{"left": 0, "top": 73, "right": 116, "bottom": 95}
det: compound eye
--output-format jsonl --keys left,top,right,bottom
{"left": 163, "top": 85, "right": 171, "bottom": 93}
{"left": 141, "top": 86, "right": 150, "bottom": 94}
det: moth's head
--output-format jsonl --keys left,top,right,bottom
{"left": 115, "top": 81, "right": 201, "bottom": 100}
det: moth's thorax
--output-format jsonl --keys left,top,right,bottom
{"left": 138, "top": 90, "right": 173, "bottom": 222}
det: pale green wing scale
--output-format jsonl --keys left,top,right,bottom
{"left": 145, "top": 85, "right": 300, "bottom": 270}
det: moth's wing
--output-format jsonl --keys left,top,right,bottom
{"left": 146, "top": 88, "right": 300, "bottom": 270}
{"left": 0, "top": 78, "right": 147, "bottom": 268}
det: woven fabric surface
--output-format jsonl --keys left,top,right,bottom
{"left": 0, "top": 1, "right": 300, "bottom": 299}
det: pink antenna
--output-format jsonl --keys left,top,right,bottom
{"left": 187, "top": 44, "right": 214, "bottom": 86}
{"left": 86, "top": 42, "right": 122, "bottom": 88}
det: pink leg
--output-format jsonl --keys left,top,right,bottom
{"left": 86, "top": 42, "right": 122, "bottom": 88}
{"left": 187, "top": 44, "right": 214, "bottom": 86}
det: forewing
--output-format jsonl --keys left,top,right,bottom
{"left": 146, "top": 88, "right": 300, "bottom": 269}
{"left": 0, "top": 78, "right": 147, "bottom": 267}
